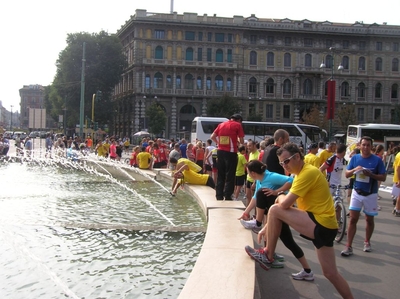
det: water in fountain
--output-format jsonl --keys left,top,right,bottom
{"left": 0, "top": 152, "right": 206, "bottom": 298}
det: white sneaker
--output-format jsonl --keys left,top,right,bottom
{"left": 240, "top": 219, "right": 257, "bottom": 229}
{"left": 292, "top": 269, "right": 314, "bottom": 281}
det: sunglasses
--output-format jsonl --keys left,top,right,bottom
{"left": 279, "top": 153, "right": 297, "bottom": 166}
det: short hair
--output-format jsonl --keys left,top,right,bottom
{"left": 277, "top": 142, "right": 304, "bottom": 160}
{"left": 360, "top": 136, "right": 373, "bottom": 145}
{"left": 336, "top": 144, "right": 347, "bottom": 154}
{"left": 318, "top": 141, "right": 325, "bottom": 148}
{"left": 169, "top": 157, "right": 178, "bottom": 164}
{"left": 274, "top": 129, "right": 288, "bottom": 143}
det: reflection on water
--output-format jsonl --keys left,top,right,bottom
{"left": 0, "top": 162, "right": 206, "bottom": 298}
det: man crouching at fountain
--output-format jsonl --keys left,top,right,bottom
{"left": 170, "top": 163, "right": 215, "bottom": 196}
{"left": 137, "top": 146, "right": 153, "bottom": 170}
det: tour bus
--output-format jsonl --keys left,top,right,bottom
{"left": 346, "top": 123, "right": 400, "bottom": 150}
{"left": 191, "top": 116, "right": 325, "bottom": 148}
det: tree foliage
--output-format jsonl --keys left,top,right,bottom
{"left": 45, "top": 31, "right": 127, "bottom": 129}
{"left": 334, "top": 104, "right": 357, "bottom": 132}
{"left": 302, "top": 104, "right": 328, "bottom": 131}
{"left": 146, "top": 103, "right": 167, "bottom": 137}
{"left": 206, "top": 94, "right": 242, "bottom": 118}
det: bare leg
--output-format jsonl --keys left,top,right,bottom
{"left": 364, "top": 215, "right": 375, "bottom": 242}
{"left": 346, "top": 210, "right": 360, "bottom": 247}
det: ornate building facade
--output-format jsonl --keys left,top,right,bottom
{"left": 113, "top": 9, "right": 400, "bottom": 140}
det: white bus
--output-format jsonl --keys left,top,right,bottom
{"left": 191, "top": 117, "right": 325, "bottom": 147}
{"left": 347, "top": 123, "right": 400, "bottom": 150}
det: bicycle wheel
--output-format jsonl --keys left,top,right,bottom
{"left": 335, "top": 200, "right": 347, "bottom": 243}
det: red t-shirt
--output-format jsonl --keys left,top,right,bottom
{"left": 213, "top": 120, "right": 244, "bottom": 152}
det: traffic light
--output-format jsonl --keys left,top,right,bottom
{"left": 94, "top": 122, "right": 98, "bottom": 130}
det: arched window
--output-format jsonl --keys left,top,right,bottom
{"left": 358, "top": 82, "right": 366, "bottom": 98}
{"left": 266, "top": 78, "right": 274, "bottom": 94}
{"left": 326, "top": 55, "right": 333, "bottom": 68}
{"left": 196, "top": 76, "right": 202, "bottom": 90}
{"left": 284, "top": 53, "right": 291, "bottom": 67}
{"left": 391, "top": 84, "right": 398, "bottom": 99}
{"left": 375, "top": 83, "right": 382, "bottom": 98}
{"left": 186, "top": 48, "right": 194, "bottom": 61}
{"left": 267, "top": 52, "right": 274, "bottom": 66}
{"left": 303, "top": 79, "right": 313, "bottom": 95}
{"left": 341, "top": 81, "right": 350, "bottom": 97}
{"left": 358, "top": 57, "right": 366, "bottom": 70}
{"left": 305, "top": 54, "right": 312, "bottom": 67}
{"left": 155, "top": 46, "right": 163, "bottom": 59}
{"left": 215, "top": 75, "right": 224, "bottom": 91}
{"left": 180, "top": 104, "right": 197, "bottom": 114}
{"left": 392, "top": 58, "right": 399, "bottom": 72}
{"left": 250, "top": 51, "right": 257, "bottom": 65}
{"left": 176, "top": 75, "right": 181, "bottom": 89}
{"left": 145, "top": 74, "right": 151, "bottom": 89}
{"left": 185, "top": 74, "right": 194, "bottom": 89}
{"left": 226, "top": 78, "right": 232, "bottom": 91}
{"left": 206, "top": 77, "right": 211, "bottom": 90}
{"left": 283, "top": 79, "right": 291, "bottom": 95}
{"left": 216, "top": 49, "right": 223, "bottom": 62}
{"left": 166, "top": 75, "right": 172, "bottom": 88}
{"left": 342, "top": 56, "right": 349, "bottom": 70}
{"left": 249, "top": 77, "right": 257, "bottom": 93}
{"left": 153, "top": 72, "right": 163, "bottom": 88}
{"left": 375, "top": 57, "right": 383, "bottom": 71}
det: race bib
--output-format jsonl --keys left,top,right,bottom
{"left": 219, "top": 136, "right": 230, "bottom": 145}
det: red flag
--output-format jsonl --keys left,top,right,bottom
{"left": 327, "top": 80, "right": 336, "bottom": 120}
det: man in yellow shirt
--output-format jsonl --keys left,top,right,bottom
{"left": 304, "top": 143, "right": 320, "bottom": 168}
{"left": 137, "top": 146, "right": 153, "bottom": 169}
{"left": 318, "top": 142, "right": 336, "bottom": 166}
{"left": 233, "top": 145, "right": 247, "bottom": 200}
{"left": 245, "top": 140, "right": 260, "bottom": 205}
{"left": 391, "top": 147, "right": 400, "bottom": 216}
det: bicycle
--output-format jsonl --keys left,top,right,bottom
{"left": 330, "top": 184, "right": 349, "bottom": 243}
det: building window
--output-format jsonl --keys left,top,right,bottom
{"left": 325, "top": 55, "right": 333, "bottom": 68}
{"left": 375, "top": 83, "right": 382, "bottom": 98}
{"left": 207, "top": 32, "right": 212, "bottom": 41}
{"left": 393, "top": 42, "right": 399, "bottom": 52}
{"left": 166, "top": 75, "right": 172, "bottom": 88}
{"left": 185, "top": 48, "right": 194, "bottom": 61}
{"left": 343, "top": 40, "right": 350, "bottom": 49}
{"left": 197, "top": 48, "right": 202, "bottom": 61}
{"left": 283, "top": 105, "right": 290, "bottom": 118}
{"left": 250, "top": 35, "right": 257, "bottom": 44}
{"left": 359, "top": 41, "right": 366, "bottom": 50}
{"left": 215, "top": 75, "right": 224, "bottom": 91}
{"left": 303, "top": 79, "right": 313, "bottom": 95}
{"left": 376, "top": 42, "right": 383, "bottom": 51}
{"left": 305, "top": 54, "right": 312, "bottom": 67}
{"left": 249, "top": 77, "right": 257, "bottom": 93}
{"left": 392, "top": 58, "right": 399, "bottom": 72}
{"left": 265, "top": 104, "right": 273, "bottom": 119}
{"left": 154, "top": 30, "right": 165, "bottom": 39}
{"left": 267, "top": 36, "right": 274, "bottom": 45}
{"left": 304, "top": 38, "right": 313, "bottom": 47}
{"left": 197, "top": 77, "right": 202, "bottom": 90}
{"left": 392, "top": 84, "right": 398, "bottom": 99}
{"left": 358, "top": 82, "right": 366, "bottom": 98}
{"left": 198, "top": 32, "right": 203, "bottom": 41}
{"left": 206, "top": 77, "right": 211, "bottom": 90}
{"left": 154, "top": 72, "right": 163, "bottom": 88}
{"left": 216, "top": 49, "right": 223, "bottom": 62}
{"left": 155, "top": 46, "right": 163, "bottom": 59}
{"left": 357, "top": 108, "right": 364, "bottom": 121}
{"left": 215, "top": 33, "right": 224, "bottom": 42}
{"left": 207, "top": 48, "right": 212, "bottom": 62}
{"left": 374, "top": 108, "right": 381, "bottom": 120}
{"left": 227, "top": 78, "right": 232, "bottom": 91}
{"left": 227, "top": 49, "right": 232, "bottom": 62}
{"left": 176, "top": 76, "right": 181, "bottom": 89}
{"left": 145, "top": 74, "right": 151, "bottom": 88}
{"left": 185, "top": 74, "right": 194, "bottom": 89}
{"left": 227, "top": 34, "right": 233, "bottom": 43}
{"left": 285, "top": 37, "right": 291, "bottom": 46}
{"left": 266, "top": 78, "right": 274, "bottom": 94}
{"left": 250, "top": 51, "right": 257, "bottom": 65}
{"left": 284, "top": 53, "right": 291, "bottom": 67}
{"left": 359, "top": 57, "right": 366, "bottom": 70}
{"left": 341, "top": 82, "right": 350, "bottom": 97}
{"left": 185, "top": 31, "right": 195, "bottom": 40}
{"left": 342, "top": 56, "right": 349, "bottom": 70}
{"left": 375, "top": 57, "right": 383, "bottom": 71}
{"left": 326, "top": 39, "right": 333, "bottom": 48}
{"left": 283, "top": 79, "right": 291, "bottom": 95}
{"left": 267, "top": 52, "right": 274, "bottom": 66}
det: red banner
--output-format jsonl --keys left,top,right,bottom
{"left": 327, "top": 80, "right": 336, "bottom": 120}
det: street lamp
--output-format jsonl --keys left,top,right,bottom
{"left": 320, "top": 47, "right": 343, "bottom": 141}
{"left": 10, "top": 105, "right": 13, "bottom": 131}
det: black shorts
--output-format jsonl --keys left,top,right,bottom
{"left": 300, "top": 212, "right": 338, "bottom": 249}
{"left": 246, "top": 180, "right": 253, "bottom": 189}
{"left": 235, "top": 175, "right": 246, "bottom": 186}
{"left": 205, "top": 164, "right": 212, "bottom": 172}
{"left": 206, "top": 176, "right": 215, "bottom": 189}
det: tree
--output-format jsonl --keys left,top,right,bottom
{"left": 206, "top": 94, "right": 242, "bottom": 117}
{"left": 334, "top": 103, "right": 356, "bottom": 132}
{"left": 146, "top": 103, "right": 167, "bottom": 137}
{"left": 45, "top": 31, "right": 127, "bottom": 130}
{"left": 302, "top": 104, "right": 328, "bottom": 131}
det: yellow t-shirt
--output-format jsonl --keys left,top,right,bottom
{"left": 137, "top": 152, "right": 152, "bottom": 169}
{"left": 393, "top": 152, "right": 400, "bottom": 183}
{"left": 246, "top": 151, "right": 260, "bottom": 182}
{"left": 318, "top": 149, "right": 333, "bottom": 166}
{"left": 304, "top": 153, "right": 321, "bottom": 168}
{"left": 97, "top": 144, "right": 107, "bottom": 157}
{"left": 182, "top": 169, "right": 209, "bottom": 185}
{"left": 177, "top": 158, "right": 202, "bottom": 172}
{"left": 236, "top": 153, "right": 247, "bottom": 176}
{"left": 290, "top": 163, "right": 337, "bottom": 229}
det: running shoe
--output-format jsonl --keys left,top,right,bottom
{"left": 341, "top": 246, "right": 353, "bottom": 257}
{"left": 395, "top": 211, "right": 400, "bottom": 217}
{"left": 291, "top": 269, "right": 315, "bottom": 281}
{"left": 240, "top": 219, "right": 257, "bottom": 229}
{"left": 244, "top": 246, "right": 284, "bottom": 270}
{"left": 273, "top": 252, "right": 285, "bottom": 262}
{"left": 251, "top": 225, "right": 262, "bottom": 233}
{"left": 363, "top": 242, "right": 372, "bottom": 252}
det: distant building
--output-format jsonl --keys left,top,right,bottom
{"left": 19, "top": 84, "right": 47, "bottom": 131}
{"left": 113, "top": 9, "right": 400, "bottom": 140}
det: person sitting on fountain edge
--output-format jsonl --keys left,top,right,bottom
{"left": 137, "top": 146, "right": 153, "bottom": 170}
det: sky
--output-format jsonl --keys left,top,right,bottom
{"left": 1, "top": 0, "right": 398, "bottom": 113}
